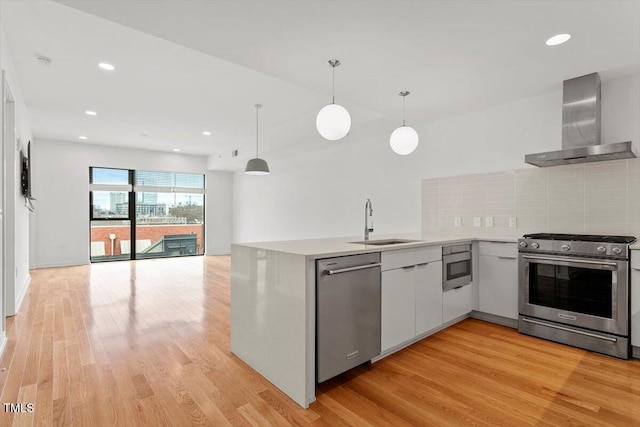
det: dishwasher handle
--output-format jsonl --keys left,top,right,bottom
{"left": 326, "top": 262, "right": 381, "bottom": 275}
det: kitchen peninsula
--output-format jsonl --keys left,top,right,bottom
{"left": 230, "top": 233, "right": 517, "bottom": 407}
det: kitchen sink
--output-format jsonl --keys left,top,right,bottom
{"left": 348, "top": 239, "right": 422, "bottom": 246}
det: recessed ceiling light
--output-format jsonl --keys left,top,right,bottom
{"left": 173, "top": 148, "right": 181, "bottom": 152}
{"left": 85, "top": 110, "right": 97, "bottom": 116}
{"left": 78, "top": 136, "right": 87, "bottom": 140}
{"left": 98, "top": 62, "right": 115, "bottom": 71}
{"left": 546, "top": 33, "right": 571, "bottom": 46}
{"left": 202, "top": 131, "right": 211, "bottom": 136}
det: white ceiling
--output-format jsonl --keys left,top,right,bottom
{"left": 2, "top": 0, "right": 639, "bottom": 170}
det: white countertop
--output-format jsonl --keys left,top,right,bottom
{"left": 630, "top": 243, "right": 640, "bottom": 250}
{"left": 233, "top": 232, "right": 517, "bottom": 259}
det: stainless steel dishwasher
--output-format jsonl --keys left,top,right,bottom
{"left": 316, "top": 252, "right": 381, "bottom": 383}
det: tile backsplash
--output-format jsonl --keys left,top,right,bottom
{"left": 421, "top": 158, "right": 640, "bottom": 238}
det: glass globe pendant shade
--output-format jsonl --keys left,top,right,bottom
{"left": 316, "top": 103, "right": 351, "bottom": 141}
{"left": 390, "top": 125, "right": 419, "bottom": 155}
{"left": 244, "top": 157, "right": 270, "bottom": 175}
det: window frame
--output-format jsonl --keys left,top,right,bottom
{"left": 89, "top": 167, "right": 206, "bottom": 262}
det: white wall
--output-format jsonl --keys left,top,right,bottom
{"left": 233, "top": 72, "right": 640, "bottom": 243}
{"left": 205, "top": 171, "right": 233, "bottom": 255}
{"left": 1, "top": 23, "right": 33, "bottom": 317}
{"left": 30, "top": 139, "right": 209, "bottom": 268}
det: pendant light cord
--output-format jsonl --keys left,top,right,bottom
{"left": 402, "top": 96, "right": 406, "bottom": 126}
{"left": 328, "top": 59, "right": 341, "bottom": 104}
{"left": 255, "top": 104, "right": 261, "bottom": 158}
{"left": 332, "top": 65, "right": 335, "bottom": 104}
{"left": 399, "top": 91, "right": 410, "bottom": 126}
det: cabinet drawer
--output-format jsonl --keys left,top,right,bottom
{"left": 631, "top": 250, "right": 640, "bottom": 269}
{"left": 381, "top": 246, "right": 441, "bottom": 271}
{"left": 479, "top": 241, "right": 517, "bottom": 258}
{"left": 442, "top": 284, "right": 473, "bottom": 324}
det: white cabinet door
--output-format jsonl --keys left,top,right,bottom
{"left": 478, "top": 254, "right": 518, "bottom": 319}
{"left": 381, "top": 268, "right": 416, "bottom": 352}
{"left": 442, "top": 284, "right": 473, "bottom": 323}
{"left": 631, "top": 252, "right": 640, "bottom": 347}
{"left": 415, "top": 261, "right": 443, "bottom": 336}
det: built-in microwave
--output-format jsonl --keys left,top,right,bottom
{"left": 442, "top": 244, "right": 472, "bottom": 291}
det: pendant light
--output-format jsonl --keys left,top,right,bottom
{"left": 316, "top": 59, "right": 351, "bottom": 141}
{"left": 245, "top": 104, "right": 270, "bottom": 175}
{"left": 390, "top": 91, "right": 419, "bottom": 155}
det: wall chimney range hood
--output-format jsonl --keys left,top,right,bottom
{"left": 524, "top": 72, "right": 636, "bottom": 167}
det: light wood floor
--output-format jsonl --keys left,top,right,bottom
{"left": 1, "top": 256, "right": 639, "bottom": 426}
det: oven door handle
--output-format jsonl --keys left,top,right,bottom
{"left": 521, "top": 255, "right": 618, "bottom": 270}
{"left": 521, "top": 318, "right": 617, "bottom": 343}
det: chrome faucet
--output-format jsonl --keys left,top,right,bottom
{"left": 364, "top": 199, "right": 374, "bottom": 240}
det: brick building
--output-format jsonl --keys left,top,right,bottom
{"left": 90, "top": 224, "right": 203, "bottom": 256}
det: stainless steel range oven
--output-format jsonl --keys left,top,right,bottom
{"left": 518, "top": 233, "right": 636, "bottom": 359}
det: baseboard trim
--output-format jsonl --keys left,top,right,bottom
{"left": 470, "top": 310, "right": 518, "bottom": 328}
{"left": 633, "top": 346, "right": 639, "bottom": 359}
{"left": 13, "top": 274, "right": 31, "bottom": 315}
{"left": 32, "top": 260, "right": 90, "bottom": 269}
{"left": 373, "top": 314, "right": 471, "bottom": 363}
{"left": 0, "top": 335, "right": 7, "bottom": 360}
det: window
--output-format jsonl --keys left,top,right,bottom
{"left": 91, "top": 167, "right": 130, "bottom": 185}
{"left": 89, "top": 168, "right": 205, "bottom": 262}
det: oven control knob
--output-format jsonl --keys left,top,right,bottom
{"left": 612, "top": 247, "right": 622, "bottom": 255}
{"left": 519, "top": 241, "right": 528, "bottom": 248}
{"left": 561, "top": 244, "right": 571, "bottom": 251}
{"left": 531, "top": 242, "right": 540, "bottom": 249}
{"left": 597, "top": 246, "right": 607, "bottom": 253}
